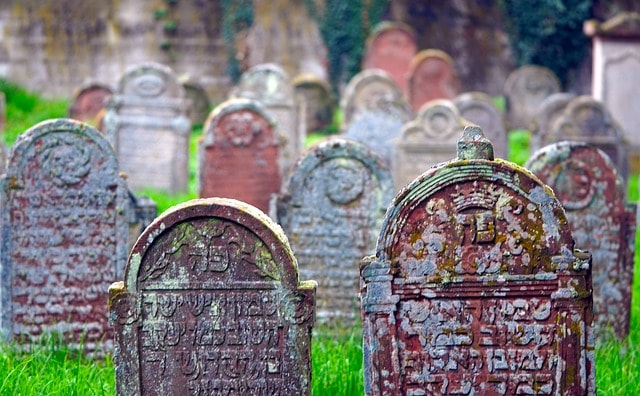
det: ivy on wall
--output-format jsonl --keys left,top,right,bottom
{"left": 221, "top": 0, "right": 254, "bottom": 83}
{"left": 498, "top": 0, "right": 593, "bottom": 87}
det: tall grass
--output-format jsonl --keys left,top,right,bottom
{"left": 0, "top": 79, "right": 639, "bottom": 395}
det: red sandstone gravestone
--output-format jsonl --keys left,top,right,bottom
{"left": 199, "top": 99, "right": 281, "bottom": 213}
{"left": 68, "top": 82, "right": 113, "bottom": 126}
{"left": 361, "top": 126, "right": 596, "bottom": 395}
{"left": 407, "top": 49, "right": 461, "bottom": 113}
{"left": 109, "top": 198, "right": 316, "bottom": 395}
{"left": 0, "top": 118, "right": 130, "bottom": 353}
{"left": 526, "top": 142, "right": 636, "bottom": 341}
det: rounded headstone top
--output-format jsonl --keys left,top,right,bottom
{"left": 117, "top": 62, "right": 184, "bottom": 99}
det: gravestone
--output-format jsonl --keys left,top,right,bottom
{"left": 526, "top": 142, "right": 636, "bottom": 341}
{"left": 68, "top": 83, "right": 113, "bottom": 126}
{"left": 103, "top": 62, "right": 191, "bottom": 194}
{"left": 393, "top": 99, "right": 466, "bottom": 190}
{"left": 540, "top": 95, "right": 628, "bottom": 182}
{"left": 529, "top": 93, "right": 576, "bottom": 152}
{"left": 585, "top": 12, "right": 640, "bottom": 170}
{"left": 273, "top": 137, "right": 393, "bottom": 325}
{"left": 199, "top": 99, "right": 281, "bottom": 213}
{"left": 0, "top": 92, "right": 5, "bottom": 135}
{"left": 340, "top": 69, "right": 412, "bottom": 132}
{"left": 0, "top": 118, "right": 130, "bottom": 353}
{"left": 362, "top": 22, "right": 417, "bottom": 95}
{"left": 361, "top": 126, "right": 595, "bottom": 395}
{"left": 181, "top": 78, "right": 211, "bottom": 126}
{"left": 109, "top": 198, "right": 316, "bottom": 395}
{"left": 407, "top": 49, "right": 461, "bottom": 113}
{"left": 230, "top": 63, "right": 303, "bottom": 179}
{"left": 504, "top": 65, "right": 561, "bottom": 130}
{"left": 293, "top": 74, "right": 335, "bottom": 134}
{"left": 453, "top": 91, "right": 507, "bottom": 159}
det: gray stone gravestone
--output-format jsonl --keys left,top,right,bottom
{"left": 393, "top": 99, "right": 467, "bottom": 191}
{"left": 540, "top": 95, "right": 629, "bottom": 183}
{"left": 230, "top": 63, "right": 303, "bottom": 180}
{"left": 361, "top": 126, "right": 595, "bottom": 395}
{"left": 181, "top": 77, "right": 211, "bottom": 126}
{"left": 104, "top": 62, "right": 191, "bottom": 194}
{"left": 585, "top": 12, "right": 640, "bottom": 171}
{"left": 453, "top": 91, "right": 507, "bottom": 159}
{"left": 0, "top": 118, "right": 131, "bottom": 353}
{"left": 272, "top": 137, "right": 393, "bottom": 325}
{"left": 529, "top": 93, "right": 576, "bottom": 152}
{"left": 199, "top": 98, "right": 281, "bottom": 213}
{"left": 109, "top": 197, "right": 316, "bottom": 395}
{"left": 293, "top": 73, "right": 335, "bottom": 134}
{"left": 504, "top": 65, "right": 561, "bottom": 131}
{"left": 526, "top": 142, "right": 636, "bottom": 341}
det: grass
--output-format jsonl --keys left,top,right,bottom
{"left": 0, "top": 79, "right": 639, "bottom": 394}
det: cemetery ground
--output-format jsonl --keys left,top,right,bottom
{"left": 0, "top": 80, "right": 639, "bottom": 395}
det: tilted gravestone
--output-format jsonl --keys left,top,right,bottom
{"left": 529, "top": 93, "right": 576, "bottom": 152}
{"left": 68, "top": 82, "right": 113, "bottom": 126}
{"left": 453, "top": 91, "right": 507, "bottom": 159}
{"left": 293, "top": 74, "right": 335, "bottom": 134}
{"left": 272, "top": 137, "right": 393, "bottom": 325}
{"left": 109, "top": 198, "right": 316, "bottom": 395}
{"left": 104, "top": 62, "right": 191, "bottom": 194}
{"left": 504, "top": 65, "right": 561, "bottom": 131}
{"left": 393, "top": 99, "right": 466, "bottom": 191}
{"left": 407, "top": 49, "right": 461, "bottom": 113}
{"left": 341, "top": 70, "right": 413, "bottom": 167}
{"left": 199, "top": 99, "right": 281, "bottom": 213}
{"left": 0, "top": 118, "right": 131, "bottom": 353}
{"left": 585, "top": 12, "right": 640, "bottom": 170}
{"left": 539, "top": 95, "right": 629, "bottom": 183}
{"left": 361, "top": 126, "right": 595, "bottom": 395}
{"left": 230, "top": 63, "right": 303, "bottom": 179}
{"left": 362, "top": 21, "right": 417, "bottom": 95}
{"left": 526, "top": 142, "right": 636, "bottom": 341}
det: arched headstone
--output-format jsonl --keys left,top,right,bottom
{"left": 407, "top": 49, "right": 461, "bottom": 112}
{"left": 453, "top": 91, "right": 507, "bottom": 158}
{"left": 504, "top": 65, "right": 561, "bottom": 131}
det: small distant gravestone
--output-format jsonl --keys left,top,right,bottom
{"left": 199, "top": 98, "right": 281, "bottom": 213}
{"left": 230, "top": 63, "right": 303, "bottom": 179}
{"left": 393, "top": 99, "right": 466, "bottom": 190}
{"left": 529, "top": 93, "right": 576, "bottom": 152}
{"left": 181, "top": 78, "right": 211, "bottom": 126}
{"left": 273, "top": 137, "right": 393, "bottom": 324}
{"left": 104, "top": 62, "right": 191, "bottom": 194}
{"left": 540, "top": 95, "right": 628, "bottom": 182}
{"left": 0, "top": 92, "right": 6, "bottom": 136}
{"left": 68, "top": 83, "right": 113, "bottom": 126}
{"left": 109, "top": 198, "right": 316, "bottom": 395}
{"left": 526, "top": 142, "right": 636, "bottom": 341}
{"left": 407, "top": 49, "right": 461, "bottom": 113}
{"left": 362, "top": 22, "right": 417, "bottom": 95}
{"left": 293, "top": 74, "right": 335, "bottom": 134}
{"left": 454, "top": 91, "right": 507, "bottom": 159}
{"left": 0, "top": 118, "right": 131, "bottom": 353}
{"left": 585, "top": 12, "right": 640, "bottom": 170}
{"left": 361, "top": 126, "right": 595, "bottom": 395}
{"left": 504, "top": 65, "right": 561, "bottom": 130}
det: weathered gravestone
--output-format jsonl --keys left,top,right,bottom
{"left": 407, "top": 49, "right": 461, "bottom": 113}
{"left": 526, "top": 142, "right": 636, "bottom": 341}
{"left": 585, "top": 12, "right": 640, "bottom": 170}
{"left": 68, "top": 83, "right": 113, "bottom": 126}
{"left": 181, "top": 77, "right": 211, "bottom": 126}
{"left": 360, "top": 126, "right": 595, "bottom": 395}
{"left": 393, "top": 99, "right": 466, "bottom": 191}
{"left": 230, "top": 63, "right": 303, "bottom": 179}
{"left": 530, "top": 93, "right": 576, "bottom": 152}
{"left": 341, "top": 70, "right": 413, "bottom": 167}
{"left": 453, "top": 91, "right": 507, "bottom": 159}
{"left": 362, "top": 22, "right": 417, "bottom": 95}
{"left": 272, "top": 137, "right": 393, "bottom": 325}
{"left": 539, "top": 95, "right": 629, "bottom": 183}
{"left": 104, "top": 62, "right": 191, "bottom": 193}
{"left": 293, "top": 74, "right": 335, "bottom": 134}
{"left": 109, "top": 197, "right": 316, "bottom": 395}
{"left": 0, "top": 118, "right": 131, "bottom": 353}
{"left": 199, "top": 99, "right": 281, "bottom": 213}
{"left": 504, "top": 65, "right": 561, "bottom": 131}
